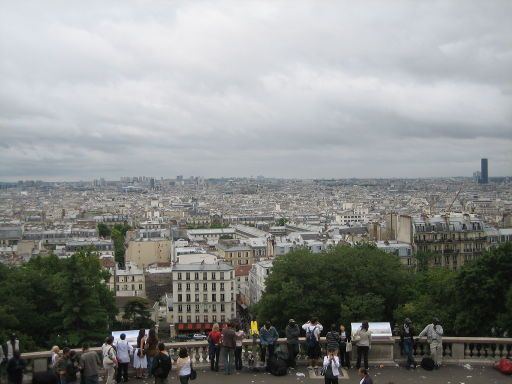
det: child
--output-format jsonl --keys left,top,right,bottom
{"left": 322, "top": 350, "right": 340, "bottom": 384}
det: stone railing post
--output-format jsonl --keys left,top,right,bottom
{"left": 451, "top": 341, "right": 464, "bottom": 360}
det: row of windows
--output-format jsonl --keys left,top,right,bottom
{"left": 176, "top": 303, "right": 227, "bottom": 313}
{"left": 117, "top": 276, "right": 141, "bottom": 282}
{"left": 176, "top": 271, "right": 234, "bottom": 280}
{"left": 176, "top": 282, "right": 234, "bottom": 292}
{"left": 177, "top": 314, "right": 231, "bottom": 323}
{"left": 176, "top": 293, "right": 234, "bottom": 302}
{"left": 117, "top": 284, "right": 143, "bottom": 290}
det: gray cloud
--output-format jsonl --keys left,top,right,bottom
{"left": 1, "top": 0, "right": 511, "bottom": 180}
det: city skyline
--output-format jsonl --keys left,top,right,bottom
{"left": 1, "top": 1, "right": 511, "bottom": 181}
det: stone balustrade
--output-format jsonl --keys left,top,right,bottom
{"left": 17, "top": 336, "right": 512, "bottom": 376}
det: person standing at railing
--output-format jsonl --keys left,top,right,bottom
{"left": 285, "top": 319, "right": 300, "bottom": 369}
{"left": 418, "top": 317, "right": 444, "bottom": 369}
{"left": 353, "top": 321, "right": 372, "bottom": 371}
{"left": 133, "top": 329, "right": 147, "bottom": 379}
{"left": 303, "top": 317, "right": 323, "bottom": 374}
{"left": 79, "top": 344, "right": 101, "bottom": 384}
{"left": 259, "top": 321, "right": 279, "bottom": 367}
{"left": 114, "top": 333, "right": 133, "bottom": 383}
{"left": 221, "top": 321, "right": 237, "bottom": 375}
{"left": 145, "top": 329, "right": 159, "bottom": 379}
{"left": 338, "top": 325, "right": 351, "bottom": 369}
{"left": 399, "top": 318, "right": 417, "bottom": 370}
{"left": 102, "top": 337, "right": 118, "bottom": 384}
{"left": 6, "top": 351, "right": 25, "bottom": 384}
{"left": 207, "top": 323, "right": 222, "bottom": 372}
{"left": 234, "top": 324, "right": 245, "bottom": 371}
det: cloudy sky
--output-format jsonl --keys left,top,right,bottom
{"left": 1, "top": 0, "right": 511, "bottom": 181}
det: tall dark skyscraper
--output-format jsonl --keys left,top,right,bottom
{"left": 480, "top": 158, "right": 488, "bottom": 184}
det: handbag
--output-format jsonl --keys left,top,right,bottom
{"left": 320, "top": 360, "right": 334, "bottom": 378}
{"left": 345, "top": 341, "right": 353, "bottom": 352}
{"left": 190, "top": 360, "right": 197, "bottom": 380}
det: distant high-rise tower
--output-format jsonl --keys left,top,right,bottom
{"left": 480, "top": 158, "right": 488, "bottom": 184}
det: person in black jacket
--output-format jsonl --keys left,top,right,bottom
{"left": 7, "top": 351, "right": 26, "bottom": 384}
{"left": 285, "top": 319, "right": 300, "bottom": 368}
{"left": 399, "top": 318, "right": 416, "bottom": 369}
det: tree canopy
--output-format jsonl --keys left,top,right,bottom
{"left": 256, "top": 242, "right": 512, "bottom": 337}
{"left": 0, "top": 251, "right": 117, "bottom": 350}
{"left": 255, "top": 245, "right": 413, "bottom": 333}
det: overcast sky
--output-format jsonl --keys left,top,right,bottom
{"left": 1, "top": 0, "right": 511, "bottom": 181}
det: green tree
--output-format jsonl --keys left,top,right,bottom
{"left": 111, "top": 223, "right": 131, "bottom": 265}
{"left": 256, "top": 245, "right": 413, "bottom": 332}
{"left": 275, "top": 218, "right": 288, "bottom": 226}
{"left": 394, "top": 268, "right": 457, "bottom": 334}
{"left": 452, "top": 243, "right": 512, "bottom": 336}
{"left": 122, "top": 298, "right": 155, "bottom": 329}
{"left": 0, "top": 251, "right": 117, "bottom": 349}
{"left": 97, "top": 223, "right": 111, "bottom": 238}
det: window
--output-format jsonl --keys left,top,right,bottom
{"left": 195, "top": 294, "right": 199, "bottom": 302}
{"left": 220, "top": 272, "right": 224, "bottom": 280}
{"left": 131, "top": 284, "right": 135, "bottom": 290}
{"left": 220, "top": 283, "right": 225, "bottom": 291}
{"left": 231, "top": 293, "right": 234, "bottom": 301}
{"left": 212, "top": 304, "right": 217, "bottom": 312}
{"left": 203, "top": 293, "right": 207, "bottom": 302}
{"left": 195, "top": 304, "right": 200, "bottom": 312}
{"left": 203, "top": 272, "right": 207, "bottom": 280}
{"left": 220, "top": 304, "right": 225, "bottom": 312}
{"left": 178, "top": 283, "right": 182, "bottom": 291}
{"left": 187, "top": 315, "right": 191, "bottom": 323}
{"left": 195, "top": 315, "right": 200, "bottom": 322}
{"left": 220, "top": 294, "right": 225, "bottom": 302}
{"left": 212, "top": 294, "right": 217, "bottom": 302}
{"left": 212, "top": 283, "right": 216, "bottom": 291}
{"left": 186, "top": 283, "right": 191, "bottom": 291}
{"left": 186, "top": 294, "right": 191, "bottom": 302}
{"left": 203, "top": 283, "right": 208, "bottom": 291}
{"left": 212, "top": 315, "right": 217, "bottom": 322}
{"left": 178, "top": 294, "right": 182, "bottom": 302}
{"left": 178, "top": 305, "right": 183, "bottom": 312}
{"left": 212, "top": 272, "right": 216, "bottom": 280}
{"left": 195, "top": 283, "right": 199, "bottom": 291}
{"left": 177, "top": 272, "right": 182, "bottom": 280}
{"left": 194, "top": 272, "right": 199, "bottom": 280}
{"left": 221, "top": 315, "right": 225, "bottom": 322}
{"left": 186, "top": 305, "right": 191, "bottom": 313}
{"left": 204, "top": 315, "right": 209, "bottom": 322}
{"left": 178, "top": 315, "right": 183, "bottom": 323}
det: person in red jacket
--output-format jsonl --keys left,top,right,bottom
{"left": 208, "top": 323, "right": 222, "bottom": 371}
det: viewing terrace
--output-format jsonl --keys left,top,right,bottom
{"left": 19, "top": 336, "right": 512, "bottom": 383}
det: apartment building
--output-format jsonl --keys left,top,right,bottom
{"left": 216, "top": 240, "right": 254, "bottom": 266}
{"left": 125, "top": 238, "right": 172, "bottom": 268}
{"left": 171, "top": 262, "right": 236, "bottom": 334}
{"left": 249, "top": 259, "right": 273, "bottom": 305}
{"left": 413, "top": 213, "right": 487, "bottom": 270}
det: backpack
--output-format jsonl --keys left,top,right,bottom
{"left": 269, "top": 355, "right": 288, "bottom": 376}
{"left": 153, "top": 353, "right": 172, "bottom": 378}
{"left": 306, "top": 326, "right": 318, "bottom": 348}
{"left": 420, "top": 357, "right": 435, "bottom": 371}
{"left": 495, "top": 358, "right": 512, "bottom": 375}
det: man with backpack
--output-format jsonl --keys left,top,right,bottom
{"left": 302, "top": 317, "right": 323, "bottom": 373}
{"left": 150, "top": 343, "right": 171, "bottom": 384}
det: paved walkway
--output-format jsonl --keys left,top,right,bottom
{"left": 126, "top": 365, "right": 510, "bottom": 384}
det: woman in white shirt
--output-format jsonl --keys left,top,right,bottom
{"left": 322, "top": 350, "right": 341, "bottom": 383}
{"left": 353, "top": 321, "right": 372, "bottom": 370}
{"left": 176, "top": 348, "right": 192, "bottom": 384}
